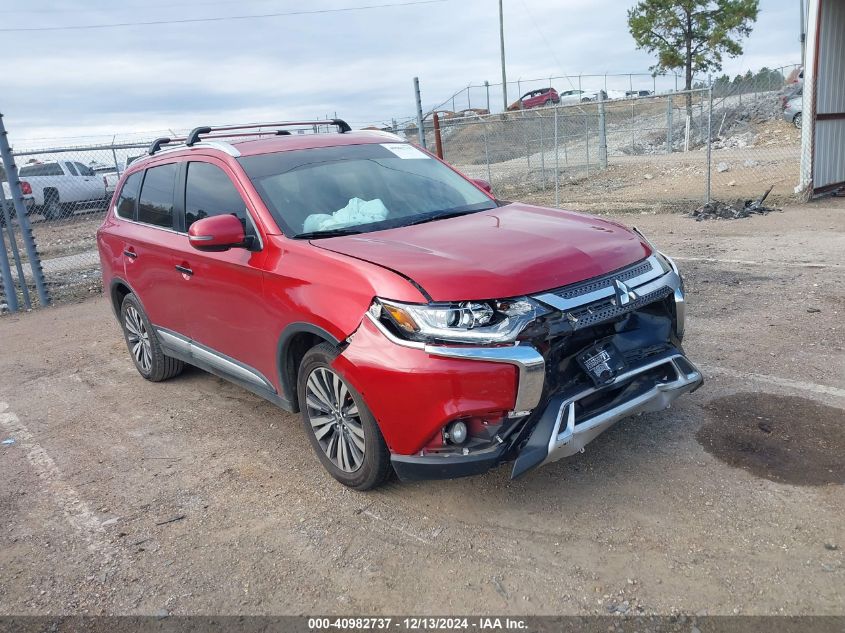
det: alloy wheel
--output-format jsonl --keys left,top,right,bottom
{"left": 305, "top": 367, "right": 366, "bottom": 472}
{"left": 124, "top": 305, "right": 152, "bottom": 373}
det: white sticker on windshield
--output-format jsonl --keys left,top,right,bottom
{"left": 381, "top": 143, "right": 430, "bottom": 159}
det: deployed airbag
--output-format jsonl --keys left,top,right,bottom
{"left": 303, "top": 197, "right": 389, "bottom": 233}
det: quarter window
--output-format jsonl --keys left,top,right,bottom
{"left": 115, "top": 171, "right": 143, "bottom": 219}
{"left": 184, "top": 162, "right": 248, "bottom": 230}
{"left": 138, "top": 163, "right": 177, "bottom": 228}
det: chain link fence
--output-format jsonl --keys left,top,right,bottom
{"left": 397, "top": 72, "right": 802, "bottom": 216}
{"left": 0, "top": 65, "right": 804, "bottom": 311}
{"left": 1, "top": 142, "right": 151, "bottom": 309}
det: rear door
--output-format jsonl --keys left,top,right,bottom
{"left": 74, "top": 162, "right": 106, "bottom": 201}
{"left": 120, "top": 162, "right": 192, "bottom": 336}
{"left": 173, "top": 158, "right": 277, "bottom": 388}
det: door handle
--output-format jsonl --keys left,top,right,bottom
{"left": 175, "top": 265, "right": 193, "bottom": 276}
{"left": 123, "top": 249, "right": 137, "bottom": 259}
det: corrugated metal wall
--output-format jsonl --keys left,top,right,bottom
{"left": 813, "top": 0, "right": 845, "bottom": 191}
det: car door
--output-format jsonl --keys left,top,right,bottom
{"left": 173, "top": 158, "right": 277, "bottom": 390}
{"left": 61, "top": 161, "right": 85, "bottom": 203}
{"left": 118, "top": 161, "right": 192, "bottom": 337}
{"left": 74, "top": 162, "right": 105, "bottom": 201}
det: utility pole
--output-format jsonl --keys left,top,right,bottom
{"left": 499, "top": 0, "right": 508, "bottom": 111}
{"left": 799, "top": 0, "right": 806, "bottom": 67}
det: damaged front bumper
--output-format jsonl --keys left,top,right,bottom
{"left": 392, "top": 349, "right": 702, "bottom": 481}
{"left": 510, "top": 350, "right": 702, "bottom": 478}
{"left": 388, "top": 252, "right": 702, "bottom": 482}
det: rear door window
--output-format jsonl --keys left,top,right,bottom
{"left": 137, "top": 163, "right": 178, "bottom": 228}
{"left": 115, "top": 171, "right": 143, "bottom": 219}
{"left": 65, "top": 162, "right": 78, "bottom": 176}
{"left": 75, "top": 162, "right": 95, "bottom": 176}
{"left": 19, "top": 163, "right": 63, "bottom": 177}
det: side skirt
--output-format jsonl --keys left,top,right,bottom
{"left": 155, "top": 328, "right": 294, "bottom": 412}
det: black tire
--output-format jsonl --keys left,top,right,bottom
{"left": 793, "top": 112, "right": 802, "bottom": 129}
{"left": 297, "top": 342, "right": 391, "bottom": 490}
{"left": 42, "top": 190, "right": 61, "bottom": 220}
{"left": 120, "top": 293, "right": 184, "bottom": 382}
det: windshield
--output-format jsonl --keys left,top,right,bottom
{"left": 237, "top": 143, "right": 496, "bottom": 238}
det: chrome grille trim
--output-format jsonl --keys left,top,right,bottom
{"left": 533, "top": 255, "right": 680, "bottom": 329}
{"left": 534, "top": 255, "right": 664, "bottom": 312}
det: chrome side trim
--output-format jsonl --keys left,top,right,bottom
{"left": 425, "top": 344, "right": 546, "bottom": 417}
{"left": 364, "top": 312, "right": 545, "bottom": 415}
{"left": 156, "top": 328, "right": 274, "bottom": 391}
{"left": 542, "top": 354, "right": 702, "bottom": 465}
{"left": 534, "top": 254, "right": 664, "bottom": 312}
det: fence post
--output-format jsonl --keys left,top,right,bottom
{"left": 1, "top": 187, "right": 32, "bottom": 310}
{"left": 483, "top": 118, "right": 492, "bottom": 185}
{"left": 0, "top": 112, "right": 49, "bottom": 307}
{"left": 0, "top": 195, "right": 19, "bottom": 313}
{"left": 554, "top": 105, "right": 560, "bottom": 207}
{"left": 598, "top": 98, "right": 608, "bottom": 169}
{"left": 413, "top": 77, "right": 426, "bottom": 149}
{"left": 538, "top": 113, "right": 546, "bottom": 191}
{"left": 666, "top": 95, "right": 674, "bottom": 153}
{"left": 584, "top": 112, "right": 590, "bottom": 176}
{"left": 706, "top": 83, "right": 713, "bottom": 203}
{"left": 485, "top": 81, "right": 490, "bottom": 113}
{"left": 467, "top": 84, "right": 471, "bottom": 110}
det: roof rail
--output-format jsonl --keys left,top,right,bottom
{"left": 185, "top": 119, "right": 351, "bottom": 146}
{"left": 147, "top": 136, "right": 186, "bottom": 155}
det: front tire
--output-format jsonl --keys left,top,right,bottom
{"left": 120, "top": 293, "right": 184, "bottom": 382}
{"left": 793, "top": 112, "right": 802, "bottom": 129}
{"left": 297, "top": 343, "right": 391, "bottom": 490}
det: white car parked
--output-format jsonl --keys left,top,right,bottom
{"left": 11, "top": 160, "right": 107, "bottom": 220}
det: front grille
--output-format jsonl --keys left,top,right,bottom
{"left": 567, "top": 285, "right": 673, "bottom": 330}
{"left": 553, "top": 259, "right": 653, "bottom": 302}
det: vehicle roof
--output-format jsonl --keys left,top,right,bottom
{"left": 126, "top": 130, "right": 406, "bottom": 171}
{"left": 230, "top": 130, "right": 400, "bottom": 156}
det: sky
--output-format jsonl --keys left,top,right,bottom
{"left": 0, "top": 0, "right": 803, "bottom": 148}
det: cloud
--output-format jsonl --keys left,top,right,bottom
{"left": 1, "top": 0, "right": 801, "bottom": 147}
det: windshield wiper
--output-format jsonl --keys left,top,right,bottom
{"left": 295, "top": 227, "right": 363, "bottom": 240}
{"left": 403, "top": 207, "right": 493, "bottom": 227}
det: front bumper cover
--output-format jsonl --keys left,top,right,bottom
{"left": 391, "top": 349, "right": 702, "bottom": 481}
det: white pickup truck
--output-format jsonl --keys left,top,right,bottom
{"left": 2, "top": 160, "right": 107, "bottom": 220}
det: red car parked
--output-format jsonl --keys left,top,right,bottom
{"left": 97, "top": 119, "right": 701, "bottom": 490}
{"left": 507, "top": 87, "right": 560, "bottom": 111}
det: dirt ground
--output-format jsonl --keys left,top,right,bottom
{"left": 0, "top": 200, "right": 843, "bottom": 617}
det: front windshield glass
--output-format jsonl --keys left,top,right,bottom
{"left": 237, "top": 143, "right": 496, "bottom": 238}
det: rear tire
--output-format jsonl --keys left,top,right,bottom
{"left": 793, "top": 112, "right": 802, "bottom": 129}
{"left": 42, "top": 190, "right": 62, "bottom": 220}
{"left": 297, "top": 342, "right": 391, "bottom": 490}
{"left": 120, "top": 293, "right": 184, "bottom": 382}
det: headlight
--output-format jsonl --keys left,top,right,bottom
{"left": 371, "top": 297, "right": 549, "bottom": 344}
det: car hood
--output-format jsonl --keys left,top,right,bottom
{"left": 312, "top": 203, "right": 651, "bottom": 301}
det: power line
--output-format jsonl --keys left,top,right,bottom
{"left": 0, "top": 0, "right": 325, "bottom": 15}
{"left": 0, "top": 0, "right": 447, "bottom": 32}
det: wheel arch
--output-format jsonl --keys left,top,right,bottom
{"left": 108, "top": 277, "right": 144, "bottom": 320}
{"left": 278, "top": 322, "right": 342, "bottom": 413}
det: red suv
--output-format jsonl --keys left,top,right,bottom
{"left": 97, "top": 120, "right": 701, "bottom": 490}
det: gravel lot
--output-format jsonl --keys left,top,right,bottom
{"left": 0, "top": 200, "right": 843, "bottom": 617}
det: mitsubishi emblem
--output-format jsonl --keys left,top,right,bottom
{"left": 613, "top": 279, "right": 636, "bottom": 306}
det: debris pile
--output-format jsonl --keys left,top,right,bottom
{"left": 690, "top": 186, "right": 779, "bottom": 221}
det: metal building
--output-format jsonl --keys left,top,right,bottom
{"left": 800, "top": 0, "right": 845, "bottom": 196}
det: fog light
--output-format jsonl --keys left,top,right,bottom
{"left": 446, "top": 420, "right": 468, "bottom": 444}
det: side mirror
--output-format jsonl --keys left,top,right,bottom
{"left": 471, "top": 179, "right": 492, "bottom": 195}
{"left": 188, "top": 214, "right": 246, "bottom": 251}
